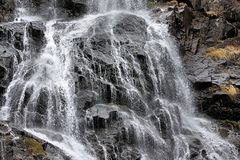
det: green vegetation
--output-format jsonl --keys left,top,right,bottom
{"left": 24, "top": 136, "right": 47, "bottom": 156}
{"left": 147, "top": 0, "right": 160, "bottom": 8}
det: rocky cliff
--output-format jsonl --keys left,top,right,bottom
{"left": 159, "top": 0, "right": 240, "bottom": 150}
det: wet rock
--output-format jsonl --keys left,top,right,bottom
{"left": 27, "top": 22, "right": 46, "bottom": 52}
{"left": 57, "top": 0, "right": 87, "bottom": 18}
{"left": 20, "top": 0, "right": 87, "bottom": 20}
{"left": 188, "top": 137, "right": 203, "bottom": 159}
{"left": 86, "top": 104, "right": 119, "bottom": 129}
{"left": 73, "top": 13, "right": 150, "bottom": 119}
{"left": 218, "top": 127, "right": 230, "bottom": 138}
{"left": 0, "top": 21, "right": 47, "bottom": 120}
{"left": 0, "top": 122, "right": 9, "bottom": 135}
{"left": 0, "top": 123, "right": 69, "bottom": 160}
{"left": 0, "top": 21, "right": 46, "bottom": 52}
{"left": 0, "top": 64, "right": 7, "bottom": 79}
{"left": 0, "top": 44, "right": 19, "bottom": 105}
{"left": 0, "top": 23, "right": 25, "bottom": 50}
{"left": 113, "top": 14, "right": 148, "bottom": 45}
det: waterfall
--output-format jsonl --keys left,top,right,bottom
{"left": 14, "top": 0, "right": 56, "bottom": 21}
{"left": 0, "top": 0, "right": 239, "bottom": 160}
{"left": 88, "top": 0, "right": 147, "bottom": 13}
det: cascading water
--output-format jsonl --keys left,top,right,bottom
{"left": 14, "top": 0, "right": 57, "bottom": 21}
{"left": 0, "top": 0, "right": 239, "bottom": 160}
{"left": 88, "top": 0, "right": 147, "bottom": 13}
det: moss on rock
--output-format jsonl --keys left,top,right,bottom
{"left": 24, "top": 136, "right": 47, "bottom": 156}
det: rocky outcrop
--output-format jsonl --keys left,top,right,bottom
{"left": 162, "top": 0, "right": 240, "bottom": 148}
{"left": 165, "top": 0, "right": 240, "bottom": 121}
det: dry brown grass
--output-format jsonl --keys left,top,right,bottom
{"left": 206, "top": 11, "right": 218, "bottom": 17}
{"left": 220, "top": 85, "right": 239, "bottom": 99}
{"left": 206, "top": 45, "right": 240, "bottom": 60}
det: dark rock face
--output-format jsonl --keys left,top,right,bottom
{"left": 0, "top": 22, "right": 46, "bottom": 107}
{"left": 14, "top": 0, "right": 87, "bottom": 20}
{"left": 167, "top": 0, "right": 240, "bottom": 121}
{"left": 70, "top": 12, "right": 188, "bottom": 159}
{"left": 27, "top": 22, "right": 46, "bottom": 52}
{"left": 0, "top": 23, "right": 23, "bottom": 106}
{"left": 165, "top": 0, "right": 240, "bottom": 150}
{"left": 57, "top": 0, "right": 88, "bottom": 17}
{"left": 73, "top": 14, "right": 151, "bottom": 159}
